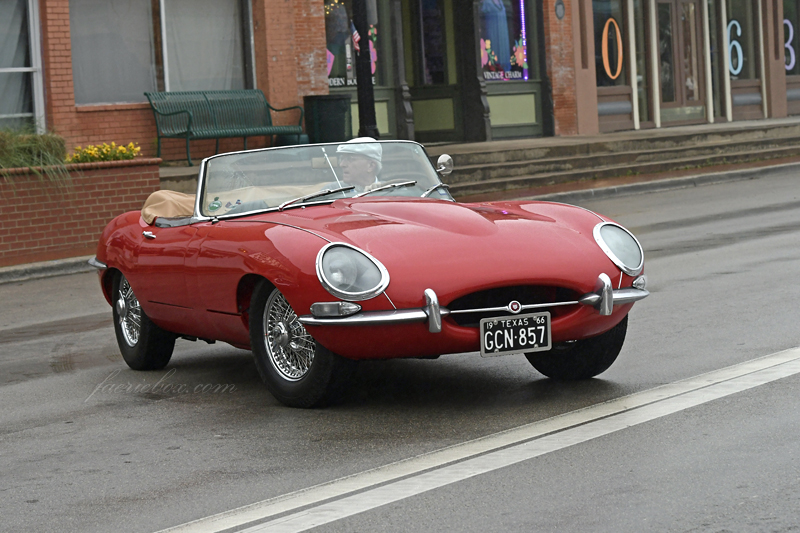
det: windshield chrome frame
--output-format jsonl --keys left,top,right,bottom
{"left": 192, "top": 140, "right": 442, "bottom": 221}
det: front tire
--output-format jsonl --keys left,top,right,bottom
{"left": 112, "top": 272, "right": 175, "bottom": 370}
{"left": 526, "top": 315, "right": 628, "bottom": 380}
{"left": 249, "top": 281, "right": 353, "bottom": 408}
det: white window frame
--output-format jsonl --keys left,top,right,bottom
{"left": 0, "top": 0, "right": 46, "bottom": 132}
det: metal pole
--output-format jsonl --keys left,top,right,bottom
{"left": 627, "top": 0, "right": 640, "bottom": 129}
{"left": 352, "top": 0, "right": 380, "bottom": 138}
{"left": 160, "top": 0, "right": 170, "bottom": 91}
{"left": 702, "top": 0, "right": 714, "bottom": 122}
{"left": 648, "top": 0, "right": 661, "bottom": 127}
{"left": 720, "top": 0, "right": 733, "bottom": 121}
{"left": 756, "top": 0, "right": 768, "bottom": 117}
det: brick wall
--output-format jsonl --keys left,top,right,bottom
{"left": 541, "top": 0, "right": 577, "bottom": 136}
{"left": 39, "top": 0, "right": 327, "bottom": 163}
{"left": 0, "top": 159, "right": 161, "bottom": 267}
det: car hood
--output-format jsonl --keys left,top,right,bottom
{"left": 270, "top": 198, "right": 619, "bottom": 305}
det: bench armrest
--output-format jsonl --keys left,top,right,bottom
{"left": 266, "top": 103, "right": 304, "bottom": 127}
{"left": 151, "top": 108, "right": 194, "bottom": 132}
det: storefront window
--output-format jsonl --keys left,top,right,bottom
{"left": 726, "top": 0, "right": 759, "bottom": 79}
{"left": 1, "top": 0, "right": 33, "bottom": 128}
{"left": 163, "top": 0, "right": 246, "bottom": 91}
{"left": 594, "top": 0, "right": 626, "bottom": 87}
{"left": 69, "top": 0, "right": 248, "bottom": 104}
{"left": 785, "top": 0, "right": 800, "bottom": 75}
{"left": 479, "top": 0, "right": 528, "bottom": 81}
{"left": 325, "top": 0, "right": 384, "bottom": 88}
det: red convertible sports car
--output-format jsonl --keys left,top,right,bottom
{"left": 91, "top": 139, "right": 649, "bottom": 407}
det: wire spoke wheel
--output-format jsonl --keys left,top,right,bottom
{"left": 112, "top": 272, "right": 174, "bottom": 371}
{"left": 117, "top": 276, "right": 142, "bottom": 347}
{"left": 250, "top": 282, "right": 355, "bottom": 408}
{"left": 263, "top": 289, "right": 316, "bottom": 381}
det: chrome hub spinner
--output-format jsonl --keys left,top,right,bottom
{"left": 115, "top": 297, "right": 128, "bottom": 320}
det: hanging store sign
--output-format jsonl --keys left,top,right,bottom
{"left": 785, "top": 19, "right": 796, "bottom": 71}
{"left": 727, "top": 20, "right": 744, "bottom": 75}
{"left": 602, "top": 18, "right": 623, "bottom": 80}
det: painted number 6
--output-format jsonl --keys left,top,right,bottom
{"left": 785, "top": 19, "right": 796, "bottom": 71}
{"left": 727, "top": 20, "right": 743, "bottom": 75}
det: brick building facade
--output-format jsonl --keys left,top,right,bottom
{"left": 2, "top": 0, "right": 799, "bottom": 159}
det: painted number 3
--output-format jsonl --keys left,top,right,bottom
{"left": 786, "top": 19, "right": 796, "bottom": 71}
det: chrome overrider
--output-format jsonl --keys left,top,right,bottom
{"left": 298, "top": 273, "right": 650, "bottom": 332}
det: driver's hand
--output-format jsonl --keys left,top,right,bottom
{"left": 364, "top": 181, "right": 383, "bottom": 192}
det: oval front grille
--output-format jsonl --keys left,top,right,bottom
{"left": 446, "top": 285, "right": 580, "bottom": 328}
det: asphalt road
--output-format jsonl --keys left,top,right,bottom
{"left": 1, "top": 170, "right": 799, "bottom": 532}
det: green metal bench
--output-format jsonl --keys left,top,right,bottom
{"left": 144, "top": 89, "right": 304, "bottom": 165}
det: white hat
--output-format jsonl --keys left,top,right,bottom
{"left": 336, "top": 137, "right": 382, "bottom": 162}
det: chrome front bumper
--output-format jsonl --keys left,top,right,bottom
{"left": 298, "top": 274, "right": 649, "bottom": 333}
{"left": 88, "top": 257, "right": 107, "bottom": 270}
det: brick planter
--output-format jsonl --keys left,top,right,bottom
{"left": 0, "top": 158, "right": 161, "bottom": 268}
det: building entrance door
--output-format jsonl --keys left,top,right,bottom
{"left": 656, "top": 0, "right": 705, "bottom": 120}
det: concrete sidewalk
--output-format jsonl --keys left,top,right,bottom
{"left": 3, "top": 155, "right": 797, "bottom": 286}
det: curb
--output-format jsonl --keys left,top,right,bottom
{"left": 0, "top": 255, "right": 95, "bottom": 285}
{"left": 527, "top": 160, "right": 800, "bottom": 203}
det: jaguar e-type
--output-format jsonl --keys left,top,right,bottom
{"left": 90, "top": 139, "right": 649, "bottom": 407}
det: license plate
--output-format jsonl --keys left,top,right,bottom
{"left": 480, "top": 312, "right": 551, "bottom": 357}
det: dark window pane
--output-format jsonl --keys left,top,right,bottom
{"left": 680, "top": 2, "right": 700, "bottom": 100}
{"left": 594, "top": 0, "right": 626, "bottom": 86}
{"left": 0, "top": 72, "right": 33, "bottom": 117}
{"left": 658, "top": 3, "right": 676, "bottom": 102}
{"left": 0, "top": 0, "right": 31, "bottom": 69}
{"left": 420, "top": 0, "right": 446, "bottom": 84}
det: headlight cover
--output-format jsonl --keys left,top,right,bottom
{"left": 593, "top": 222, "right": 644, "bottom": 276}
{"left": 316, "top": 243, "right": 390, "bottom": 301}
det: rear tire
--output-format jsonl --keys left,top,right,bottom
{"left": 249, "top": 281, "right": 353, "bottom": 408}
{"left": 112, "top": 272, "right": 175, "bottom": 370}
{"left": 526, "top": 315, "right": 628, "bottom": 380}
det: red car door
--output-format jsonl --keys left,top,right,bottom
{"left": 130, "top": 224, "right": 199, "bottom": 335}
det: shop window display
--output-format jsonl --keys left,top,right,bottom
{"left": 479, "top": 0, "right": 529, "bottom": 81}
{"left": 325, "top": 0, "right": 383, "bottom": 87}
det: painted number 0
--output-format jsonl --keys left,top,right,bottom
{"left": 602, "top": 18, "right": 623, "bottom": 80}
{"left": 727, "top": 20, "right": 743, "bottom": 75}
{"left": 785, "top": 19, "right": 796, "bottom": 71}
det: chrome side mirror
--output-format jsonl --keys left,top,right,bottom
{"left": 436, "top": 154, "right": 454, "bottom": 176}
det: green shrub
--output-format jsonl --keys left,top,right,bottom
{"left": 0, "top": 130, "right": 67, "bottom": 168}
{"left": 0, "top": 129, "right": 70, "bottom": 185}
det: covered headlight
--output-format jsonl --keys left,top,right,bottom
{"left": 593, "top": 222, "right": 644, "bottom": 276}
{"left": 316, "top": 243, "right": 390, "bottom": 301}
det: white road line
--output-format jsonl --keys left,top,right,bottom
{"left": 158, "top": 347, "right": 800, "bottom": 533}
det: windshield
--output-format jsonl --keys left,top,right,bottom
{"left": 200, "top": 141, "right": 453, "bottom": 217}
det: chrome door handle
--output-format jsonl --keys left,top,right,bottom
{"left": 142, "top": 231, "right": 156, "bottom": 240}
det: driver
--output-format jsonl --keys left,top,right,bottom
{"left": 335, "top": 137, "right": 382, "bottom": 192}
